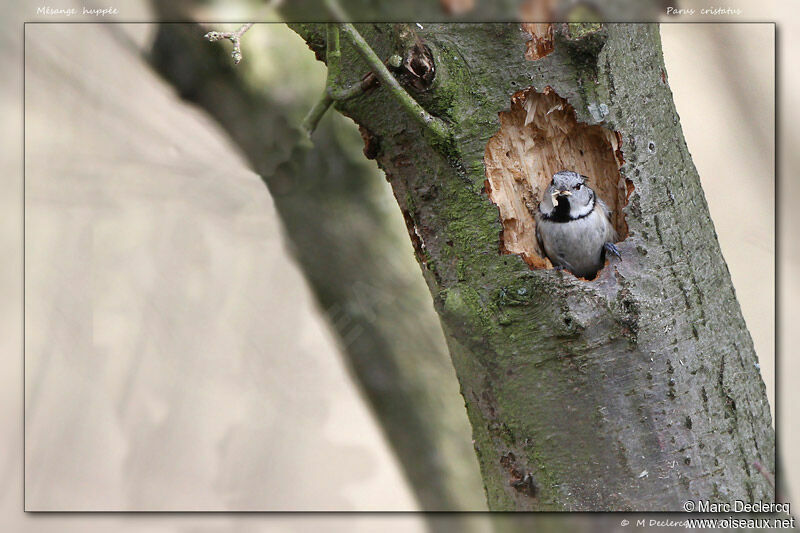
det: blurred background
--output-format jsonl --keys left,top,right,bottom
{"left": 2, "top": 0, "right": 792, "bottom": 531}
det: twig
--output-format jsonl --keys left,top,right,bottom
{"left": 301, "top": 90, "right": 334, "bottom": 137}
{"left": 325, "top": 24, "right": 377, "bottom": 101}
{"left": 325, "top": 23, "right": 345, "bottom": 96}
{"left": 336, "top": 22, "right": 451, "bottom": 143}
{"left": 204, "top": 23, "right": 254, "bottom": 65}
{"left": 322, "top": 0, "right": 450, "bottom": 142}
{"left": 302, "top": 24, "right": 377, "bottom": 137}
{"left": 300, "top": 24, "right": 358, "bottom": 138}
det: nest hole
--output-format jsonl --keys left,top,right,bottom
{"left": 484, "top": 86, "right": 629, "bottom": 271}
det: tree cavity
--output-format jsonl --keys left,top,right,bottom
{"left": 484, "top": 86, "right": 629, "bottom": 273}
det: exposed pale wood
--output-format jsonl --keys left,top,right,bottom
{"left": 484, "top": 87, "right": 628, "bottom": 270}
{"left": 520, "top": 0, "right": 555, "bottom": 60}
{"left": 521, "top": 23, "right": 554, "bottom": 61}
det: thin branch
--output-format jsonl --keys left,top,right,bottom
{"left": 325, "top": 24, "right": 378, "bottom": 101}
{"left": 322, "top": 0, "right": 451, "bottom": 142}
{"left": 326, "top": 23, "right": 342, "bottom": 81}
{"left": 302, "top": 24, "right": 379, "bottom": 138}
{"left": 204, "top": 23, "right": 255, "bottom": 65}
{"left": 336, "top": 22, "right": 451, "bottom": 143}
{"left": 300, "top": 24, "right": 360, "bottom": 138}
{"left": 306, "top": 16, "right": 451, "bottom": 141}
{"left": 324, "top": 23, "right": 349, "bottom": 100}
{"left": 301, "top": 90, "right": 334, "bottom": 137}
{"left": 329, "top": 79, "right": 373, "bottom": 101}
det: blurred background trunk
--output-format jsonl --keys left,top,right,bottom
{"left": 149, "top": 14, "right": 487, "bottom": 513}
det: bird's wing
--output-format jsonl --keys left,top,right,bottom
{"left": 535, "top": 216, "right": 546, "bottom": 257}
{"left": 596, "top": 197, "right": 618, "bottom": 242}
{"left": 596, "top": 196, "right": 611, "bottom": 217}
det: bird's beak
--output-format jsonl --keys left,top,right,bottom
{"left": 551, "top": 189, "right": 571, "bottom": 206}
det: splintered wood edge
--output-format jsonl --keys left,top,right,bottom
{"left": 519, "top": 0, "right": 555, "bottom": 61}
{"left": 521, "top": 23, "right": 554, "bottom": 61}
{"left": 484, "top": 87, "right": 629, "bottom": 271}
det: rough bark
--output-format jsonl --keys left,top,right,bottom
{"left": 148, "top": 21, "right": 486, "bottom": 513}
{"left": 292, "top": 22, "right": 775, "bottom": 511}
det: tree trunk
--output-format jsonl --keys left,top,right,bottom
{"left": 148, "top": 20, "right": 486, "bottom": 513}
{"left": 292, "top": 22, "right": 775, "bottom": 511}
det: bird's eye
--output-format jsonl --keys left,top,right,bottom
{"left": 573, "top": 184, "right": 581, "bottom": 190}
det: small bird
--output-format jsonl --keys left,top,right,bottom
{"left": 535, "top": 170, "right": 620, "bottom": 279}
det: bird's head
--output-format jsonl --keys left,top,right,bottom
{"left": 540, "top": 170, "right": 595, "bottom": 218}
